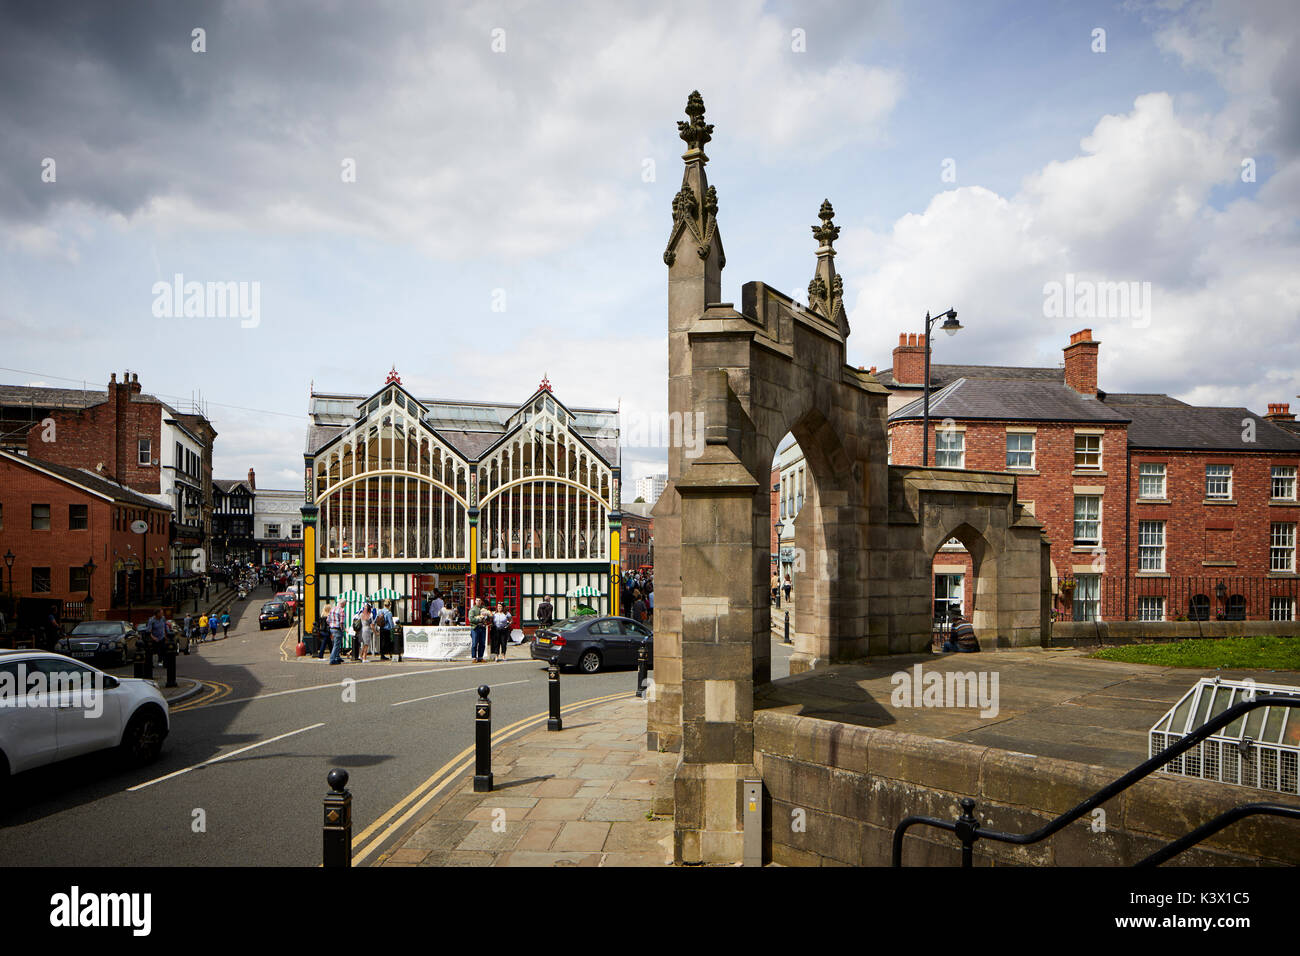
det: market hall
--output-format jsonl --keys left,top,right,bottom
{"left": 299, "top": 370, "right": 622, "bottom": 634}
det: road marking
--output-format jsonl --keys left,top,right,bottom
{"left": 349, "top": 691, "right": 631, "bottom": 866}
{"left": 127, "top": 722, "right": 326, "bottom": 792}
{"left": 391, "top": 680, "right": 527, "bottom": 707}
{"left": 170, "top": 680, "right": 233, "bottom": 713}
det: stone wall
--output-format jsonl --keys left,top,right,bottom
{"left": 755, "top": 710, "right": 1300, "bottom": 866}
{"left": 1049, "top": 619, "right": 1300, "bottom": 645}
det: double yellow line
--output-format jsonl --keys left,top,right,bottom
{"left": 351, "top": 690, "right": 633, "bottom": 866}
{"left": 171, "top": 680, "right": 233, "bottom": 713}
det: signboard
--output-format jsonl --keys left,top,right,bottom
{"left": 400, "top": 625, "right": 473, "bottom": 661}
{"left": 130, "top": 520, "right": 149, "bottom": 534}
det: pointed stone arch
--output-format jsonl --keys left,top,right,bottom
{"left": 649, "top": 93, "right": 1050, "bottom": 864}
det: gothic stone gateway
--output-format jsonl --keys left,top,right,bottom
{"left": 649, "top": 92, "right": 1052, "bottom": 864}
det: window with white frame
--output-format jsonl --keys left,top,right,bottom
{"left": 138, "top": 438, "right": 151, "bottom": 466}
{"left": 1137, "top": 596, "right": 1165, "bottom": 621}
{"left": 1138, "top": 520, "right": 1165, "bottom": 571}
{"left": 936, "top": 429, "right": 964, "bottom": 469}
{"left": 1074, "top": 433, "right": 1101, "bottom": 470}
{"left": 1138, "top": 463, "right": 1165, "bottom": 499}
{"left": 1270, "top": 597, "right": 1295, "bottom": 621}
{"left": 265, "top": 523, "right": 281, "bottom": 539}
{"left": 1006, "top": 432, "right": 1034, "bottom": 469}
{"left": 1272, "top": 466, "right": 1297, "bottom": 500}
{"left": 1270, "top": 523, "right": 1296, "bottom": 572}
{"left": 291, "top": 524, "right": 301, "bottom": 539}
{"left": 1205, "top": 464, "right": 1232, "bottom": 499}
{"left": 1073, "top": 496, "right": 1101, "bottom": 546}
{"left": 1072, "top": 574, "right": 1100, "bottom": 622}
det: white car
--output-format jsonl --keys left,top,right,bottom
{"left": 0, "top": 650, "right": 170, "bottom": 797}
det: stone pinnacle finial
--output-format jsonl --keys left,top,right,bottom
{"left": 812, "top": 198, "right": 840, "bottom": 250}
{"left": 678, "top": 90, "right": 713, "bottom": 152}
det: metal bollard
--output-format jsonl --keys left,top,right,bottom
{"left": 164, "top": 645, "right": 177, "bottom": 688}
{"left": 323, "top": 768, "right": 352, "bottom": 867}
{"left": 783, "top": 610, "right": 791, "bottom": 644}
{"left": 547, "top": 662, "right": 562, "bottom": 731}
{"left": 636, "top": 643, "right": 648, "bottom": 698}
{"left": 133, "top": 644, "right": 151, "bottom": 680}
{"left": 473, "top": 685, "right": 493, "bottom": 792}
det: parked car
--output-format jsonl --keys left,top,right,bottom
{"left": 530, "top": 615, "right": 653, "bottom": 674}
{"left": 0, "top": 649, "right": 170, "bottom": 799}
{"left": 54, "top": 621, "right": 140, "bottom": 667}
{"left": 275, "top": 591, "right": 299, "bottom": 615}
{"left": 258, "top": 601, "right": 293, "bottom": 630}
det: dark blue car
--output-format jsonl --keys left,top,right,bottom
{"left": 530, "top": 615, "right": 653, "bottom": 674}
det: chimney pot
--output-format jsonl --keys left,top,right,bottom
{"left": 898, "top": 333, "right": 907, "bottom": 347}
{"left": 1063, "top": 330, "right": 1100, "bottom": 396}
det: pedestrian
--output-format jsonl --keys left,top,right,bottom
{"left": 771, "top": 572, "right": 780, "bottom": 607}
{"left": 357, "top": 606, "right": 374, "bottom": 663}
{"left": 327, "top": 600, "right": 346, "bottom": 665}
{"left": 147, "top": 608, "right": 168, "bottom": 666}
{"left": 469, "top": 599, "right": 487, "bottom": 662}
{"left": 198, "top": 612, "right": 209, "bottom": 643}
{"left": 646, "top": 587, "right": 654, "bottom": 625}
{"left": 942, "top": 606, "right": 981, "bottom": 653}
{"left": 430, "top": 590, "right": 444, "bottom": 625}
{"left": 491, "top": 602, "right": 510, "bottom": 662}
{"left": 377, "top": 601, "right": 393, "bottom": 661}
{"left": 536, "top": 594, "right": 554, "bottom": 630}
{"left": 183, "top": 612, "right": 192, "bottom": 646}
{"left": 221, "top": 610, "right": 230, "bottom": 637}
{"left": 631, "top": 589, "right": 647, "bottom": 623}
{"left": 784, "top": 574, "right": 792, "bottom": 603}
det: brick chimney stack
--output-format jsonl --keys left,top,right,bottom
{"left": 1063, "top": 329, "right": 1100, "bottom": 396}
{"left": 247, "top": 467, "right": 256, "bottom": 490}
{"left": 1265, "top": 403, "right": 1296, "bottom": 422}
{"left": 892, "top": 332, "right": 928, "bottom": 385}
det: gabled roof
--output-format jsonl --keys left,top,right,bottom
{"left": 889, "top": 378, "right": 1129, "bottom": 425}
{"left": 0, "top": 451, "right": 171, "bottom": 510}
{"left": 213, "top": 479, "right": 253, "bottom": 495}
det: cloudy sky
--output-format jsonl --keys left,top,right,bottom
{"left": 1, "top": 0, "right": 1297, "bottom": 495}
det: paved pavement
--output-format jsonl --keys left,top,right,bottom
{"left": 378, "top": 695, "right": 676, "bottom": 866}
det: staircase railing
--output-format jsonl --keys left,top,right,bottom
{"left": 892, "top": 695, "right": 1300, "bottom": 867}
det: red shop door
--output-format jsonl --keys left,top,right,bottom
{"left": 475, "top": 573, "right": 520, "bottom": 621}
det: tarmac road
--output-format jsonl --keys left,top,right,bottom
{"left": 0, "top": 587, "right": 638, "bottom": 866}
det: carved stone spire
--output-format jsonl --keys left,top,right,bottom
{"left": 678, "top": 90, "right": 713, "bottom": 156}
{"left": 664, "top": 92, "right": 723, "bottom": 274}
{"left": 807, "top": 199, "right": 847, "bottom": 337}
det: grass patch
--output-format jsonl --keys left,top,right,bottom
{"left": 1090, "top": 635, "right": 1300, "bottom": 670}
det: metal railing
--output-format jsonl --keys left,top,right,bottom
{"left": 1062, "top": 575, "right": 1300, "bottom": 623}
{"left": 892, "top": 696, "right": 1300, "bottom": 867}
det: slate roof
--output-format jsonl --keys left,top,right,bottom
{"left": 890, "top": 378, "right": 1130, "bottom": 424}
{"left": 1103, "top": 401, "right": 1300, "bottom": 452}
{"left": 1, "top": 451, "right": 171, "bottom": 509}
{"left": 874, "top": 364, "right": 1064, "bottom": 390}
{"left": 213, "top": 479, "right": 253, "bottom": 494}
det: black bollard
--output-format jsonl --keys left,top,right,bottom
{"left": 323, "top": 768, "right": 352, "bottom": 867}
{"left": 636, "top": 643, "right": 648, "bottom": 698}
{"left": 164, "top": 645, "right": 177, "bottom": 688}
{"left": 133, "top": 643, "right": 149, "bottom": 680}
{"left": 783, "top": 610, "right": 791, "bottom": 644}
{"left": 473, "top": 685, "right": 493, "bottom": 792}
{"left": 547, "top": 662, "right": 562, "bottom": 731}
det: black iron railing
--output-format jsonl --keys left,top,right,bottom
{"left": 892, "top": 696, "right": 1300, "bottom": 867}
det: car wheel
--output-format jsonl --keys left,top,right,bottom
{"left": 120, "top": 709, "right": 165, "bottom": 767}
{"left": 578, "top": 649, "right": 602, "bottom": 674}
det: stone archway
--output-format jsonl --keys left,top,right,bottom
{"left": 648, "top": 93, "right": 1049, "bottom": 864}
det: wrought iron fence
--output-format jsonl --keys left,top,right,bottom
{"left": 1059, "top": 575, "right": 1300, "bottom": 623}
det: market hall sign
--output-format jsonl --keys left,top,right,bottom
{"left": 422, "top": 563, "right": 469, "bottom": 574}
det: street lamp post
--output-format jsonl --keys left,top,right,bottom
{"left": 4, "top": 549, "right": 14, "bottom": 602}
{"left": 921, "top": 308, "right": 962, "bottom": 467}
{"left": 84, "top": 558, "right": 96, "bottom": 622}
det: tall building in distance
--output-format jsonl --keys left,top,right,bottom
{"left": 635, "top": 473, "right": 667, "bottom": 504}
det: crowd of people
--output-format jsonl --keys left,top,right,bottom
{"left": 620, "top": 570, "right": 653, "bottom": 624}
{"left": 315, "top": 599, "right": 397, "bottom": 664}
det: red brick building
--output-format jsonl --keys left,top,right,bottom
{"left": 2, "top": 373, "right": 216, "bottom": 571}
{"left": 879, "top": 329, "right": 1300, "bottom": 623}
{"left": 0, "top": 450, "right": 173, "bottom": 627}
{"left": 619, "top": 503, "right": 654, "bottom": 570}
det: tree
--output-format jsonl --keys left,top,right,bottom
{"left": 634, "top": 496, "right": 645, "bottom": 503}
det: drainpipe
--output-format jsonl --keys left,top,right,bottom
{"left": 1124, "top": 438, "right": 1131, "bottom": 625}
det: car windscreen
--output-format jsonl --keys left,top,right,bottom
{"left": 554, "top": 618, "right": 590, "bottom": 631}
{"left": 70, "top": 622, "right": 124, "bottom": 636}
{"left": 261, "top": 604, "right": 285, "bottom": 612}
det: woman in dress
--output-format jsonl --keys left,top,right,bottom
{"left": 491, "top": 602, "right": 508, "bottom": 662}
{"left": 357, "top": 605, "right": 374, "bottom": 663}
